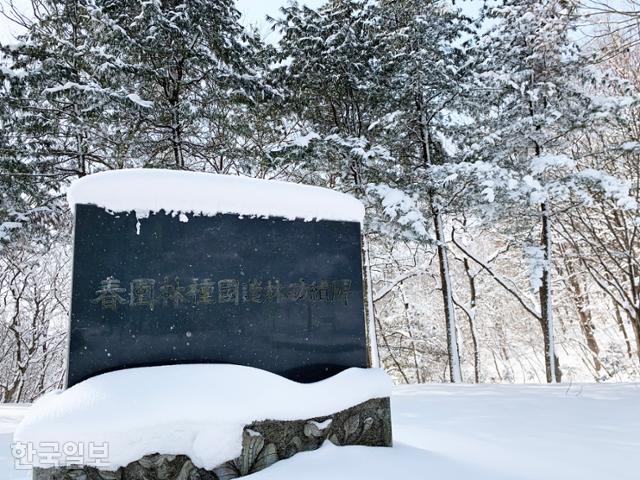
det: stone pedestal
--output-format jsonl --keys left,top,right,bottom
{"left": 33, "top": 397, "right": 392, "bottom": 480}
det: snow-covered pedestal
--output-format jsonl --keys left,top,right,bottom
{"left": 18, "top": 365, "right": 392, "bottom": 480}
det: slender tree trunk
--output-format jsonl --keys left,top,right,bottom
{"left": 491, "top": 349, "right": 504, "bottom": 382}
{"left": 561, "top": 251, "right": 601, "bottom": 375}
{"left": 614, "top": 303, "right": 634, "bottom": 358}
{"left": 362, "top": 235, "right": 380, "bottom": 368}
{"left": 629, "top": 306, "right": 640, "bottom": 361}
{"left": 172, "top": 106, "right": 184, "bottom": 169}
{"left": 399, "top": 282, "right": 422, "bottom": 383}
{"left": 462, "top": 258, "right": 480, "bottom": 383}
{"left": 417, "top": 102, "right": 462, "bottom": 383}
{"left": 75, "top": 131, "right": 86, "bottom": 176}
{"left": 375, "top": 317, "right": 410, "bottom": 384}
{"left": 539, "top": 202, "right": 561, "bottom": 383}
{"left": 433, "top": 207, "right": 462, "bottom": 383}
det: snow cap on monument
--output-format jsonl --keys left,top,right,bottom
{"left": 66, "top": 169, "right": 365, "bottom": 223}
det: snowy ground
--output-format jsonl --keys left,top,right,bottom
{"left": 2, "top": 383, "right": 639, "bottom": 480}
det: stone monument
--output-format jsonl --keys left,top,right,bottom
{"left": 24, "top": 170, "right": 392, "bottom": 480}
{"left": 67, "top": 204, "right": 368, "bottom": 386}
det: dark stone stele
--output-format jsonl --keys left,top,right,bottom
{"left": 48, "top": 202, "right": 392, "bottom": 480}
{"left": 67, "top": 204, "right": 369, "bottom": 387}
{"left": 33, "top": 397, "right": 392, "bottom": 480}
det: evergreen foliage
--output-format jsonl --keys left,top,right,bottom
{"left": 0, "top": 0, "right": 639, "bottom": 397}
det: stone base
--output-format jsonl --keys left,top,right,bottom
{"left": 33, "top": 397, "right": 392, "bottom": 480}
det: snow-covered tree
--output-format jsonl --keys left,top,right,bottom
{"left": 365, "top": 0, "right": 476, "bottom": 383}
{"left": 0, "top": 222, "right": 69, "bottom": 402}
{"left": 465, "top": 0, "right": 637, "bottom": 382}
{"left": 273, "top": 0, "right": 476, "bottom": 381}
{"left": 86, "top": 0, "right": 271, "bottom": 169}
{"left": 554, "top": 27, "right": 640, "bottom": 368}
{"left": 0, "top": 0, "right": 120, "bottom": 246}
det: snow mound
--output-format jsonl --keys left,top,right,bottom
{"left": 14, "top": 365, "right": 390, "bottom": 470}
{"left": 67, "top": 169, "right": 365, "bottom": 223}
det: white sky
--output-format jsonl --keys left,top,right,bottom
{"left": 236, "top": 0, "right": 327, "bottom": 43}
{"left": 0, "top": 0, "right": 327, "bottom": 44}
{"left": 236, "top": 0, "right": 327, "bottom": 27}
{"left": 1, "top": 1, "right": 634, "bottom": 47}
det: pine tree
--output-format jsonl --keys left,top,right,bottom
{"left": 88, "top": 0, "right": 269, "bottom": 169}
{"left": 274, "top": 0, "right": 475, "bottom": 382}
{"left": 271, "top": 0, "right": 384, "bottom": 185}
{"left": 366, "top": 0, "right": 476, "bottom": 382}
{"left": 1, "top": 0, "right": 271, "bottom": 175}
{"left": 467, "top": 0, "right": 637, "bottom": 382}
{"left": 0, "top": 0, "right": 120, "bottom": 246}
{"left": 0, "top": 0, "right": 147, "bottom": 176}
{"left": 0, "top": 0, "right": 279, "bottom": 250}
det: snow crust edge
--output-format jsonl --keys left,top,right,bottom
{"left": 66, "top": 169, "right": 365, "bottom": 223}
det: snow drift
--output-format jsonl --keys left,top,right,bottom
{"left": 14, "top": 365, "right": 391, "bottom": 470}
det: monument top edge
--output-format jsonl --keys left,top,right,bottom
{"left": 67, "top": 169, "right": 365, "bottom": 223}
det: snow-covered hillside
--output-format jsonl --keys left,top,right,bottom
{"left": 2, "top": 383, "right": 638, "bottom": 480}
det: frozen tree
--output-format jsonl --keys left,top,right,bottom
{"left": 0, "top": 222, "right": 69, "bottom": 401}
{"left": 1, "top": 0, "right": 274, "bottom": 176}
{"left": 554, "top": 26, "right": 640, "bottom": 367}
{"left": 273, "top": 0, "right": 475, "bottom": 381}
{"left": 86, "top": 0, "right": 271, "bottom": 169}
{"left": 464, "top": 0, "right": 637, "bottom": 382}
{"left": 581, "top": 0, "right": 640, "bottom": 54}
{"left": 1, "top": 0, "right": 123, "bottom": 247}
{"left": 270, "top": 0, "right": 383, "bottom": 185}
{"left": 363, "top": 0, "right": 477, "bottom": 383}
{"left": 0, "top": 0, "right": 145, "bottom": 177}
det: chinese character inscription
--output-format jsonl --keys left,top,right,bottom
{"left": 92, "top": 275, "right": 353, "bottom": 311}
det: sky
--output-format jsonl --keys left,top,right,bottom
{"left": 236, "top": 0, "right": 327, "bottom": 43}
{"left": 236, "top": 0, "right": 326, "bottom": 27}
{"left": 1, "top": 1, "right": 634, "bottom": 47}
{"left": 0, "top": 0, "right": 327, "bottom": 44}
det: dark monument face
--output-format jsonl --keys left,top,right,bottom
{"left": 67, "top": 204, "right": 368, "bottom": 387}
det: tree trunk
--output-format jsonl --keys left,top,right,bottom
{"left": 561, "top": 251, "right": 601, "bottom": 376}
{"left": 433, "top": 207, "right": 462, "bottom": 383}
{"left": 399, "top": 282, "right": 422, "bottom": 383}
{"left": 539, "top": 202, "right": 561, "bottom": 383}
{"left": 629, "top": 306, "right": 640, "bottom": 361}
{"left": 417, "top": 102, "right": 462, "bottom": 383}
{"left": 462, "top": 258, "right": 480, "bottom": 383}
{"left": 172, "top": 106, "right": 184, "bottom": 169}
{"left": 362, "top": 234, "right": 380, "bottom": 368}
{"left": 375, "top": 317, "right": 410, "bottom": 384}
{"left": 613, "top": 303, "right": 633, "bottom": 358}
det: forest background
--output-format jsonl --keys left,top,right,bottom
{"left": 1, "top": 0, "right": 639, "bottom": 402}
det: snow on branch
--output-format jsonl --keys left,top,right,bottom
{"left": 367, "top": 184, "right": 428, "bottom": 239}
{"left": 573, "top": 169, "right": 638, "bottom": 210}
